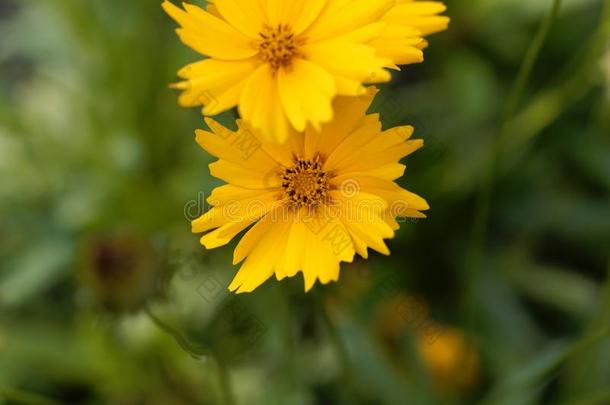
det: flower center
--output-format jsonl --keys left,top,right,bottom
{"left": 258, "top": 24, "right": 299, "bottom": 71}
{"left": 281, "top": 156, "right": 329, "bottom": 208}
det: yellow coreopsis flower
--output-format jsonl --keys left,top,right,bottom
{"left": 192, "top": 89, "right": 429, "bottom": 293}
{"left": 163, "top": 0, "right": 449, "bottom": 142}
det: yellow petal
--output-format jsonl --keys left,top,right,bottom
{"left": 323, "top": 115, "right": 381, "bottom": 172}
{"left": 275, "top": 207, "right": 355, "bottom": 290}
{"left": 344, "top": 220, "right": 391, "bottom": 256}
{"left": 262, "top": 0, "right": 289, "bottom": 26}
{"left": 213, "top": 0, "right": 265, "bottom": 38}
{"left": 162, "top": 1, "right": 257, "bottom": 60}
{"left": 314, "top": 210, "right": 356, "bottom": 264}
{"left": 278, "top": 58, "right": 336, "bottom": 132}
{"left": 196, "top": 118, "right": 278, "bottom": 170}
{"left": 275, "top": 214, "right": 308, "bottom": 279}
{"left": 364, "top": 163, "right": 407, "bottom": 181}
{"left": 172, "top": 58, "right": 257, "bottom": 115}
{"left": 192, "top": 191, "right": 279, "bottom": 233}
{"left": 232, "top": 203, "right": 292, "bottom": 264}
{"left": 301, "top": 217, "right": 353, "bottom": 291}
{"left": 337, "top": 139, "right": 424, "bottom": 173}
{"left": 305, "top": 0, "right": 394, "bottom": 42}
{"left": 229, "top": 205, "right": 291, "bottom": 292}
{"left": 315, "top": 88, "right": 378, "bottom": 157}
{"left": 368, "top": 25, "right": 425, "bottom": 66}
{"left": 229, "top": 216, "right": 291, "bottom": 293}
{"left": 239, "top": 64, "right": 292, "bottom": 143}
{"left": 381, "top": 188, "right": 430, "bottom": 212}
{"left": 384, "top": 1, "right": 450, "bottom": 36}
{"left": 330, "top": 190, "right": 394, "bottom": 257}
{"left": 207, "top": 184, "right": 271, "bottom": 206}
{"left": 302, "top": 41, "right": 391, "bottom": 96}
{"left": 290, "top": 0, "right": 328, "bottom": 34}
{"left": 200, "top": 219, "right": 254, "bottom": 249}
{"left": 209, "top": 160, "right": 281, "bottom": 189}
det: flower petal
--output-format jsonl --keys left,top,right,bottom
{"left": 239, "top": 64, "right": 293, "bottom": 143}
{"left": 196, "top": 118, "right": 279, "bottom": 170}
{"left": 192, "top": 191, "right": 279, "bottom": 234}
{"left": 289, "top": 0, "right": 328, "bottom": 34}
{"left": 384, "top": 1, "right": 450, "bottom": 36}
{"left": 209, "top": 160, "right": 281, "bottom": 189}
{"left": 302, "top": 41, "right": 391, "bottom": 96}
{"left": 213, "top": 0, "right": 265, "bottom": 38}
{"left": 229, "top": 206, "right": 291, "bottom": 293}
{"left": 315, "top": 88, "right": 378, "bottom": 157}
{"left": 171, "top": 58, "right": 258, "bottom": 115}
{"left": 162, "top": 1, "right": 257, "bottom": 60}
{"left": 278, "top": 58, "right": 336, "bottom": 133}
{"left": 323, "top": 115, "right": 382, "bottom": 172}
{"left": 304, "top": 0, "right": 394, "bottom": 42}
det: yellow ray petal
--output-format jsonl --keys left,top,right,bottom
{"left": 315, "top": 88, "right": 378, "bottom": 157}
{"left": 302, "top": 41, "right": 391, "bottom": 96}
{"left": 209, "top": 160, "right": 281, "bottom": 189}
{"left": 368, "top": 24, "right": 425, "bottom": 66}
{"left": 314, "top": 211, "right": 356, "bottom": 264}
{"left": 192, "top": 191, "right": 279, "bottom": 233}
{"left": 323, "top": 115, "right": 382, "bottom": 172}
{"left": 200, "top": 219, "right": 255, "bottom": 249}
{"left": 229, "top": 218, "right": 290, "bottom": 293}
{"left": 290, "top": 0, "right": 328, "bottom": 35}
{"left": 305, "top": 0, "right": 394, "bottom": 42}
{"left": 172, "top": 58, "right": 257, "bottom": 114}
{"left": 229, "top": 206, "right": 291, "bottom": 292}
{"left": 380, "top": 188, "right": 430, "bottom": 212}
{"left": 275, "top": 214, "right": 308, "bottom": 279}
{"left": 232, "top": 204, "right": 285, "bottom": 265}
{"left": 197, "top": 119, "right": 278, "bottom": 170}
{"left": 162, "top": 1, "right": 257, "bottom": 60}
{"left": 207, "top": 184, "right": 274, "bottom": 207}
{"left": 384, "top": 1, "right": 450, "bottom": 36}
{"left": 213, "top": 0, "right": 265, "bottom": 38}
{"left": 278, "top": 58, "right": 336, "bottom": 133}
{"left": 364, "top": 163, "right": 407, "bottom": 181}
{"left": 337, "top": 139, "right": 424, "bottom": 173}
{"left": 239, "top": 64, "right": 292, "bottom": 143}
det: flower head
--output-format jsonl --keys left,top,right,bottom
{"left": 192, "top": 89, "right": 429, "bottom": 293}
{"left": 163, "top": 0, "right": 449, "bottom": 142}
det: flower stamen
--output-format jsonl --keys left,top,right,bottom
{"left": 257, "top": 24, "right": 300, "bottom": 71}
{"left": 281, "top": 156, "right": 329, "bottom": 208}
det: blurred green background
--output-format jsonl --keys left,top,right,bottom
{"left": 1, "top": 0, "right": 610, "bottom": 404}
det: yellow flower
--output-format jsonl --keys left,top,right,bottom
{"left": 162, "top": 0, "right": 449, "bottom": 142}
{"left": 191, "top": 89, "right": 429, "bottom": 293}
{"left": 416, "top": 327, "right": 480, "bottom": 392}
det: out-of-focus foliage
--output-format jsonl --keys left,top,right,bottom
{"left": 1, "top": 0, "right": 609, "bottom": 404}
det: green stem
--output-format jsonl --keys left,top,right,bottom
{"left": 145, "top": 307, "right": 210, "bottom": 361}
{"left": 145, "top": 307, "right": 235, "bottom": 405}
{"left": 479, "top": 327, "right": 610, "bottom": 404}
{"left": 562, "top": 257, "right": 610, "bottom": 392}
{"left": 560, "top": 390, "right": 610, "bottom": 405}
{"left": 501, "top": 0, "right": 564, "bottom": 123}
{"left": 315, "top": 291, "right": 351, "bottom": 384}
{"left": 216, "top": 357, "right": 236, "bottom": 405}
{"left": 0, "top": 387, "right": 62, "bottom": 405}
{"left": 465, "top": 0, "right": 563, "bottom": 326}
{"left": 507, "top": 0, "right": 610, "bottom": 154}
